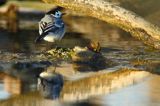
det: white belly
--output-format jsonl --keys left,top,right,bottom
{"left": 43, "top": 27, "right": 66, "bottom": 42}
{"left": 43, "top": 35, "right": 56, "bottom": 42}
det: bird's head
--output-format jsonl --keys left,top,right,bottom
{"left": 53, "top": 11, "right": 65, "bottom": 18}
{"left": 46, "top": 7, "right": 65, "bottom": 18}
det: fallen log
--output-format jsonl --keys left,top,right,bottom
{"left": 43, "top": 0, "right": 160, "bottom": 49}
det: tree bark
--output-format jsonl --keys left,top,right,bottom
{"left": 43, "top": 0, "right": 160, "bottom": 49}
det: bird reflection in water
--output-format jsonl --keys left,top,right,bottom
{"left": 37, "top": 66, "right": 63, "bottom": 99}
{"left": 37, "top": 42, "right": 108, "bottom": 100}
{"left": 37, "top": 65, "right": 149, "bottom": 102}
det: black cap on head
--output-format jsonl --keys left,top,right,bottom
{"left": 46, "top": 6, "right": 64, "bottom": 15}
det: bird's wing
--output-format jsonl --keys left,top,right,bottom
{"left": 53, "top": 20, "right": 65, "bottom": 40}
{"left": 59, "top": 24, "right": 65, "bottom": 40}
{"left": 39, "top": 22, "right": 43, "bottom": 35}
{"left": 35, "top": 22, "right": 59, "bottom": 43}
{"left": 39, "top": 21, "right": 52, "bottom": 34}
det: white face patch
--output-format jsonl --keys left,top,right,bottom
{"left": 54, "top": 11, "right": 62, "bottom": 18}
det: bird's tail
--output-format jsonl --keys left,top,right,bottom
{"left": 35, "top": 36, "right": 42, "bottom": 43}
{"left": 35, "top": 31, "right": 48, "bottom": 43}
{"left": 35, "top": 34, "right": 45, "bottom": 43}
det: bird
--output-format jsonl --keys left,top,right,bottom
{"left": 35, "top": 9, "right": 66, "bottom": 43}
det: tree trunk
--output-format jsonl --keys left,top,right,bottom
{"left": 43, "top": 0, "right": 160, "bottom": 49}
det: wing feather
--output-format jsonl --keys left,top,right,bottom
{"left": 36, "top": 15, "right": 65, "bottom": 43}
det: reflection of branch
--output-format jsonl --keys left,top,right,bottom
{"left": 43, "top": 0, "right": 160, "bottom": 49}
{"left": 60, "top": 69, "right": 149, "bottom": 102}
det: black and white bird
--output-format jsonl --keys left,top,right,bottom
{"left": 35, "top": 9, "right": 66, "bottom": 43}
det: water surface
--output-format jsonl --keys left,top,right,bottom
{"left": 0, "top": 2, "right": 160, "bottom": 106}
